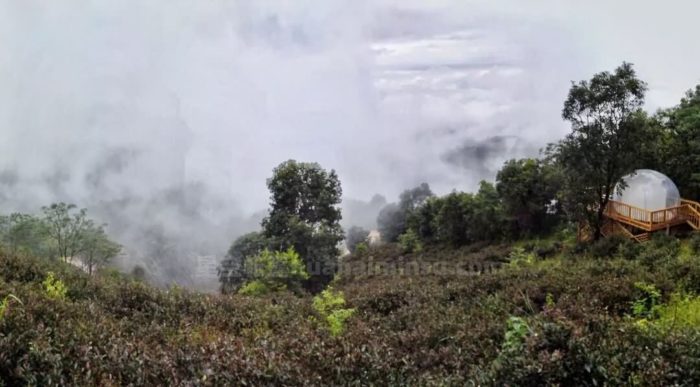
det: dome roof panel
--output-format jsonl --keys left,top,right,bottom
{"left": 613, "top": 169, "right": 681, "bottom": 211}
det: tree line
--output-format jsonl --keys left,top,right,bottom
{"left": 359, "top": 62, "right": 700, "bottom": 250}
{"left": 220, "top": 62, "right": 700, "bottom": 295}
{"left": 0, "top": 203, "right": 121, "bottom": 275}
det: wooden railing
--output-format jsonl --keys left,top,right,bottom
{"left": 605, "top": 200, "right": 693, "bottom": 232}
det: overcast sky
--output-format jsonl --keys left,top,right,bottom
{"left": 1, "top": 0, "right": 699, "bottom": 213}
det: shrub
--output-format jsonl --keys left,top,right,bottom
{"left": 653, "top": 293, "right": 700, "bottom": 331}
{"left": 354, "top": 242, "right": 368, "bottom": 255}
{"left": 238, "top": 280, "right": 270, "bottom": 296}
{"left": 690, "top": 233, "right": 700, "bottom": 254}
{"left": 398, "top": 229, "right": 422, "bottom": 254}
{"left": 616, "top": 238, "right": 642, "bottom": 260}
{"left": 0, "top": 294, "right": 21, "bottom": 320}
{"left": 501, "top": 316, "right": 530, "bottom": 352}
{"left": 238, "top": 247, "right": 309, "bottom": 295}
{"left": 42, "top": 272, "right": 67, "bottom": 300}
{"left": 631, "top": 282, "right": 661, "bottom": 319}
{"left": 312, "top": 287, "right": 356, "bottom": 336}
{"left": 666, "top": 254, "right": 700, "bottom": 294}
{"left": 507, "top": 247, "right": 535, "bottom": 267}
{"left": 346, "top": 226, "right": 370, "bottom": 254}
{"left": 588, "top": 235, "right": 627, "bottom": 258}
{"left": 638, "top": 234, "right": 680, "bottom": 266}
{"left": 2, "top": 236, "right": 700, "bottom": 384}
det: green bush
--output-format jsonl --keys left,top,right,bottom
{"left": 501, "top": 316, "right": 530, "bottom": 352}
{"left": 588, "top": 235, "right": 628, "bottom": 258}
{"left": 631, "top": 282, "right": 662, "bottom": 319}
{"left": 0, "top": 294, "right": 21, "bottom": 320}
{"left": 638, "top": 234, "right": 680, "bottom": 266}
{"left": 354, "top": 242, "right": 368, "bottom": 255}
{"left": 42, "top": 272, "right": 67, "bottom": 300}
{"left": 689, "top": 233, "right": 700, "bottom": 254}
{"left": 238, "top": 280, "right": 270, "bottom": 296}
{"left": 238, "top": 247, "right": 308, "bottom": 295}
{"left": 398, "top": 229, "right": 422, "bottom": 254}
{"left": 616, "top": 238, "right": 642, "bottom": 260}
{"left": 507, "top": 247, "right": 535, "bottom": 267}
{"left": 652, "top": 293, "right": 700, "bottom": 331}
{"left": 312, "top": 287, "right": 355, "bottom": 337}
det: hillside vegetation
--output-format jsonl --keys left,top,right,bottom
{"left": 2, "top": 233, "right": 700, "bottom": 385}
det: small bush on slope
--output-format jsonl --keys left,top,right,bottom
{"left": 312, "top": 287, "right": 355, "bottom": 336}
{"left": 42, "top": 272, "right": 67, "bottom": 300}
{"left": 238, "top": 247, "right": 308, "bottom": 296}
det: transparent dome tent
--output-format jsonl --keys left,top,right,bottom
{"left": 612, "top": 169, "right": 681, "bottom": 222}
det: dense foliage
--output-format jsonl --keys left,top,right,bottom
{"left": 652, "top": 85, "right": 700, "bottom": 200}
{"left": 2, "top": 233, "right": 700, "bottom": 385}
{"left": 496, "top": 158, "right": 561, "bottom": 236}
{"left": 238, "top": 247, "right": 309, "bottom": 296}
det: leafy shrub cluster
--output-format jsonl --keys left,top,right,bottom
{"left": 42, "top": 272, "right": 68, "bottom": 300}
{"left": 237, "top": 247, "right": 308, "bottom": 296}
{"left": 311, "top": 287, "right": 355, "bottom": 336}
{"left": 398, "top": 229, "right": 422, "bottom": 253}
{"left": 0, "top": 294, "right": 21, "bottom": 321}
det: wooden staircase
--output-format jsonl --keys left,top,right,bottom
{"left": 601, "top": 198, "right": 700, "bottom": 242}
{"left": 682, "top": 199, "right": 700, "bottom": 230}
{"left": 601, "top": 219, "right": 650, "bottom": 242}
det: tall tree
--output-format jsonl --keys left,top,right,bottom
{"left": 496, "top": 158, "right": 561, "bottom": 235}
{"left": 0, "top": 213, "right": 52, "bottom": 258}
{"left": 262, "top": 160, "right": 343, "bottom": 292}
{"left": 435, "top": 191, "right": 470, "bottom": 246}
{"left": 655, "top": 86, "right": 700, "bottom": 200}
{"left": 470, "top": 181, "right": 508, "bottom": 242}
{"left": 552, "top": 62, "right": 648, "bottom": 239}
{"left": 398, "top": 183, "right": 434, "bottom": 213}
{"left": 80, "top": 225, "right": 121, "bottom": 275}
{"left": 41, "top": 203, "right": 93, "bottom": 261}
{"left": 377, "top": 183, "right": 434, "bottom": 243}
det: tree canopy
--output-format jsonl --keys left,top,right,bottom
{"left": 496, "top": 158, "right": 561, "bottom": 235}
{"left": 550, "top": 62, "right": 650, "bottom": 239}
{"left": 261, "top": 160, "right": 344, "bottom": 292}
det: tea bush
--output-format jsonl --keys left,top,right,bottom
{"left": 312, "top": 287, "right": 356, "bottom": 336}
{"left": 631, "top": 282, "right": 661, "bottom": 319}
{"left": 0, "top": 294, "right": 21, "bottom": 320}
{"left": 501, "top": 316, "right": 530, "bottom": 352}
{"left": 637, "top": 234, "right": 681, "bottom": 267}
{"left": 1, "top": 236, "right": 700, "bottom": 385}
{"left": 588, "top": 234, "right": 628, "bottom": 258}
{"left": 690, "top": 233, "right": 700, "bottom": 254}
{"left": 42, "top": 272, "right": 67, "bottom": 300}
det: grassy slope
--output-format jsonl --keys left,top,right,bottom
{"left": 1, "top": 238, "right": 700, "bottom": 386}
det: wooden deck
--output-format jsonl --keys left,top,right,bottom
{"left": 602, "top": 199, "right": 700, "bottom": 241}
